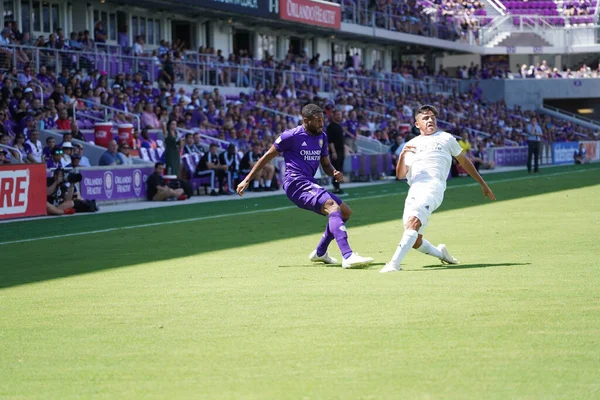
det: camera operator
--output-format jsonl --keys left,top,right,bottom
{"left": 46, "top": 167, "right": 99, "bottom": 214}
{"left": 46, "top": 168, "right": 76, "bottom": 215}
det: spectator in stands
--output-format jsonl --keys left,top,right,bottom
{"left": 160, "top": 53, "right": 175, "bottom": 86}
{"left": 193, "top": 133, "right": 205, "bottom": 154}
{"left": 390, "top": 134, "right": 406, "bottom": 169}
{"left": 66, "top": 154, "right": 81, "bottom": 169}
{"left": 70, "top": 123, "right": 85, "bottom": 141}
{"left": 72, "top": 143, "right": 91, "bottom": 167}
{"left": 25, "top": 129, "right": 43, "bottom": 163}
{"left": 219, "top": 143, "right": 241, "bottom": 192}
{"left": 182, "top": 133, "right": 201, "bottom": 155}
{"left": 458, "top": 131, "right": 472, "bottom": 153}
{"left": 196, "top": 143, "right": 229, "bottom": 196}
{"left": 117, "top": 142, "right": 133, "bottom": 165}
{"left": 472, "top": 142, "right": 495, "bottom": 170}
{"left": 140, "top": 128, "right": 158, "bottom": 149}
{"left": 327, "top": 109, "right": 345, "bottom": 194}
{"left": 46, "top": 167, "right": 76, "bottom": 215}
{"left": 164, "top": 119, "right": 181, "bottom": 176}
{"left": 0, "top": 134, "right": 14, "bottom": 162}
{"left": 141, "top": 103, "right": 161, "bottom": 129}
{"left": 61, "top": 141, "right": 73, "bottom": 165}
{"left": 10, "top": 133, "right": 27, "bottom": 162}
{"left": 0, "top": 149, "right": 8, "bottom": 164}
{"left": 146, "top": 162, "right": 187, "bottom": 201}
{"left": 343, "top": 110, "right": 359, "bottom": 153}
{"left": 98, "top": 140, "right": 120, "bottom": 166}
{"left": 56, "top": 110, "right": 71, "bottom": 130}
{"left": 133, "top": 35, "right": 145, "bottom": 56}
{"left": 42, "top": 137, "right": 56, "bottom": 161}
{"left": 47, "top": 147, "right": 67, "bottom": 169}
{"left": 240, "top": 142, "right": 275, "bottom": 191}
{"left": 94, "top": 21, "right": 107, "bottom": 43}
{"left": 574, "top": 143, "right": 588, "bottom": 164}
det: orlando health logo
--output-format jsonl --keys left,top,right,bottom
{"left": 104, "top": 171, "right": 114, "bottom": 199}
{"left": 133, "top": 169, "right": 142, "bottom": 196}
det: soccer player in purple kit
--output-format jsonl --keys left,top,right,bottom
{"left": 237, "top": 104, "right": 374, "bottom": 269}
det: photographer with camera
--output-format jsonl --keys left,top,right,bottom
{"left": 46, "top": 167, "right": 99, "bottom": 215}
{"left": 46, "top": 168, "right": 76, "bottom": 215}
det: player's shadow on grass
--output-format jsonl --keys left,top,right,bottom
{"left": 417, "top": 262, "right": 531, "bottom": 271}
{"left": 278, "top": 262, "right": 386, "bottom": 269}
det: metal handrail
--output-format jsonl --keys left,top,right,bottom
{"left": 0, "top": 143, "right": 23, "bottom": 163}
{"left": 254, "top": 105, "right": 301, "bottom": 122}
{"left": 176, "top": 127, "right": 231, "bottom": 149}
{"left": 74, "top": 98, "right": 142, "bottom": 130}
{"left": 541, "top": 105, "right": 600, "bottom": 127}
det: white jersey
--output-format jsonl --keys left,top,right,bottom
{"left": 404, "top": 131, "right": 463, "bottom": 190}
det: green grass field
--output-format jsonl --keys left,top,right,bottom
{"left": 1, "top": 164, "right": 599, "bottom": 399}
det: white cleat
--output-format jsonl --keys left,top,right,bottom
{"left": 309, "top": 250, "right": 339, "bottom": 264}
{"left": 438, "top": 244, "right": 459, "bottom": 265}
{"left": 341, "top": 253, "right": 374, "bottom": 269}
{"left": 379, "top": 262, "right": 401, "bottom": 273}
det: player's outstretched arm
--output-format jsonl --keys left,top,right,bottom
{"left": 320, "top": 156, "right": 343, "bottom": 182}
{"left": 455, "top": 152, "right": 496, "bottom": 200}
{"left": 236, "top": 145, "right": 280, "bottom": 196}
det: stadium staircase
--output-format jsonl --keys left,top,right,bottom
{"left": 496, "top": 32, "right": 553, "bottom": 46}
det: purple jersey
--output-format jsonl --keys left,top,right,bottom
{"left": 274, "top": 125, "right": 329, "bottom": 182}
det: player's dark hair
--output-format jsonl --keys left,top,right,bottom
{"left": 301, "top": 104, "right": 323, "bottom": 119}
{"left": 209, "top": 143, "right": 218, "bottom": 148}
{"left": 154, "top": 162, "right": 164, "bottom": 169}
{"left": 415, "top": 105, "right": 439, "bottom": 118}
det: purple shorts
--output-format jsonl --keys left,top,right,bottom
{"left": 284, "top": 179, "right": 342, "bottom": 216}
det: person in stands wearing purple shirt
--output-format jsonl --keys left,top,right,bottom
{"left": 236, "top": 104, "right": 374, "bottom": 269}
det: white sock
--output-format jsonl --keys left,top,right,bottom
{"left": 416, "top": 239, "right": 443, "bottom": 259}
{"left": 265, "top": 179, "right": 271, "bottom": 187}
{"left": 253, "top": 180, "right": 259, "bottom": 188}
{"left": 389, "top": 229, "right": 418, "bottom": 268}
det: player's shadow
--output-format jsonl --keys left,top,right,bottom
{"left": 415, "top": 262, "right": 531, "bottom": 271}
{"left": 279, "top": 262, "right": 386, "bottom": 269}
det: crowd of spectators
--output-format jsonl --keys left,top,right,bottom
{"left": 0, "top": 24, "right": 598, "bottom": 203}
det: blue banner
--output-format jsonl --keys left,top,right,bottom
{"left": 552, "top": 142, "right": 579, "bottom": 165}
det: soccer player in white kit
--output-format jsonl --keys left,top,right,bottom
{"left": 380, "top": 105, "right": 496, "bottom": 273}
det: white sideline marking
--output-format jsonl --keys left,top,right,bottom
{"left": 0, "top": 168, "right": 595, "bottom": 246}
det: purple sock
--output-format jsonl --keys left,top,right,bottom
{"left": 316, "top": 223, "right": 334, "bottom": 257}
{"left": 328, "top": 211, "right": 353, "bottom": 259}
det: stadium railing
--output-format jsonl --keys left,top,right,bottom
{"left": 0, "top": 143, "right": 23, "bottom": 163}
{"left": 356, "top": 135, "right": 390, "bottom": 154}
{"left": 73, "top": 98, "right": 142, "bottom": 131}
{"left": 0, "top": 44, "right": 462, "bottom": 95}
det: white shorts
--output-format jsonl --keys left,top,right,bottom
{"left": 402, "top": 184, "right": 444, "bottom": 234}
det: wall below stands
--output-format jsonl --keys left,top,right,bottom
{"left": 479, "top": 78, "right": 600, "bottom": 109}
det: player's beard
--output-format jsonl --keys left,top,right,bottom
{"left": 305, "top": 124, "right": 322, "bottom": 136}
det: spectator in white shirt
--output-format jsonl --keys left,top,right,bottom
{"left": 133, "top": 35, "right": 144, "bottom": 56}
{"left": 116, "top": 142, "right": 133, "bottom": 165}
{"left": 25, "top": 129, "right": 43, "bottom": 163}
{"left": 73, "top": 143, "right": 91, "bottom": 167}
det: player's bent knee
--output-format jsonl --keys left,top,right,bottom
{"left": 406, "top": 216, "right": 422, "bottom": 231}
{"left": 322, "top": 199, "right": 340, "bottom": 214}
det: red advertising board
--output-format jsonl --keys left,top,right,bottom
{"left": 279, "top": 0, "right": 341, "bottom": 29}
{"left": 0, "top": 163, "right": 47, "bottom": 220}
